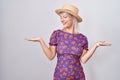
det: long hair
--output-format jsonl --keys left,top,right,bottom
{"left": 72, "top": 16, "right": 79, "bottom": 33}
{"left": 67, "top": 13, "right": 79, "bottom": 33}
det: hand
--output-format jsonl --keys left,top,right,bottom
{"left": 95, "top": 41, "right": 112, "bottom": 47}
{"left": 25, "top": 37, "right": 42, "bottom": 42}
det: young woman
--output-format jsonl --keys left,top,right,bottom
{"left": 25, "top": 4, "right": 111, "bottom": 80}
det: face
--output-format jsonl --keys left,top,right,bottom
{"left": 59, "top": 13, "right": 73, "bottom": 28}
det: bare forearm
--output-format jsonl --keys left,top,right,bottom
{"left": 81, "top": 44, "right": 98, "bottom": 64}
{"left": 39, "top": 39, "right": 54, "bottom": 60}
{"left": 80, "top": 40, "right": 111, "bottom": 64}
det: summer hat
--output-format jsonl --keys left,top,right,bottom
{"left": 55, "top": 4, "right": 82, "bottom": 23}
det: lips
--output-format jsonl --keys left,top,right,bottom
{"left": 62, "top": 22, "right": 67, "bottom": 25}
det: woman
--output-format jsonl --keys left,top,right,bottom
{"left": 26, "top": 4, "right": 111, "bottom": 80}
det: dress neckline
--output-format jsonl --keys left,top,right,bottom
{"left": 58, "top": 29, "right": 81, "bottom": 35}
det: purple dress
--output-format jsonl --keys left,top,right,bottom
{"left": 49, "top": 29, "right": 88, "bottom": 80}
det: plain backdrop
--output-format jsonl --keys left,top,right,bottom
{"left": 1, "top": 0, "right": 120, "bottom": 80}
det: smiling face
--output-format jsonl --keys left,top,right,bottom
{"left": 59, "top": 12, "right": 73, "bottom": 28}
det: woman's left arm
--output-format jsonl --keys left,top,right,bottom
{"left": 80, "top": 41, "right": 111, "bottom": 64}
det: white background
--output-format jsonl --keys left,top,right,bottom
{"left": 1, "top": 0, "right": 120, "bottom": 80}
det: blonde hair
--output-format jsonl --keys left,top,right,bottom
{"left": 66, "top": 13, "right": 79, "bottom": 33}
{"left": 72, "top": 16, "right": 79, "bottom": 33}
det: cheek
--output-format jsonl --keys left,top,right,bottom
{"left": 67, "top": 19, "right": 73, "bottom": 26}
{"left": 62, "top": 17, "right": 73, "bottom": 27}
{"left": 64, "top": 21, "right": 72, "bottom": 28}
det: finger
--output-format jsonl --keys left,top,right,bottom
{"left": 99, "top": 41, "right": 105, "bottom": 43}
{"left": 25, "top": 38, "right": 35, "bottom": 41}
{"left": 103, "top": 43, "right": 112, "bottom": 46}
{"left": 106, "top": 43, "right": 112, "bottom": 46}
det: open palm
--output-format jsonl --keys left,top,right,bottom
{"left": 25, "top": 37, "right": 41, "bottom": 42}
{"left": 96, "top": 41, "right": 111, "bottom": 47}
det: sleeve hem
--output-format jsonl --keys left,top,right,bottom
{"left": 49, "top": 43, "right": 57, "bottom": 46}
{"left": 84, "top": 48, "right": 89, "bottom": 51}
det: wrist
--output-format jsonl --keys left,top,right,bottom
{"left": 95, "top": 42, "right": 100, "bottom": 48}
{"left": 39, "top": 38, "right": 42, "bottom": 43}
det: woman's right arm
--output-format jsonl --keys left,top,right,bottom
{"left": 39, "top": 38, "right": 56, "bottom": 60}
{"left": 25, "top": 37, "right": 56, "bottom": 60}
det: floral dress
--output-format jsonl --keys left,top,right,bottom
{"left": 49, "top": 29, "right": 88, "bottom": 80}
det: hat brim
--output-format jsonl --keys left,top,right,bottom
{"left": 55, "top": 9, "right": 82, "bottom": 23}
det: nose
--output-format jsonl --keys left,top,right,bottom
{"left": 61, "top": 17, "right": 64, "bottom": 23}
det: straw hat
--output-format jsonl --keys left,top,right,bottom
{"left": 55, "top": 4, "right": 82, "bottom": 23}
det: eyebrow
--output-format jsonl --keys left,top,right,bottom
{"left": 60, "top": 13, "right": 71, "bottom": 17}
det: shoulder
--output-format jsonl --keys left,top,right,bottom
{"left": 78, "top": 33, "right": 88, "bottom": 42}
{"left": 53, "top": 29, "right": 61, "bottom": 32}
{"left": 51, "top": 29, "right": 61, "bottom": 34}
{"left": 79, "top": 33, "right": 89, "bottom": 44}
{"left": 50, "top": 29, "right": 61, "bottom": 36}
{"left": 79, "top": 33, "right": 88, "bottom": 39}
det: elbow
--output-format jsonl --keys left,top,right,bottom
{"left": 81, "top": 61, "right": 87, "bottom": 64}
{"left": 48, "top": 56, "right": 55, "bottom": 61}
{"left": 46, "top": 52, "right": 56, "bottom": 61}
{"left": 48, "top": 58, "right": 54, "bottom": 61}
{"left": 80, "top": 58, "right": 87, "bottom": 64}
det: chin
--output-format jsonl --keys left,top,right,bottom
{"left": 63, "top": 25, "right": 69, "bottom": 28}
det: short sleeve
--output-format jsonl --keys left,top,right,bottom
{"left": 49, "top": 30, "right": 58, "bottom": 46}
{"left": 83, "top": 36, "right": 89, "bottom": 50}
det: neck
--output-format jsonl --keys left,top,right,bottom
{"left": 63, "top": 25, "right": 77, "bottom": 34}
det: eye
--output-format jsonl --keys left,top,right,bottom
{"left": 63, "top": 15, "right": 68, "bottom": 18}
